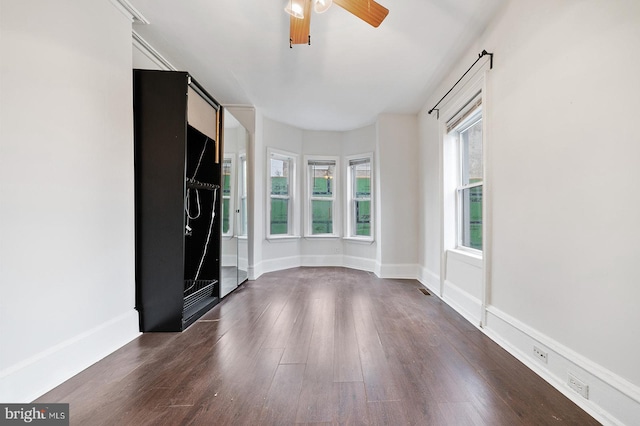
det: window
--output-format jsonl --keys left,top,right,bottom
{"left": 306, "top": 157, "right": 339, "bottom": 236}
{"left": 238, "top": 153, "right": 247, "bottom": 237}
{"left": 346, "top": 154, "right": 373, "bottom": 239}
{"left": 268, "top": 149, "right": 297, "bottom": 237}
{"left": 452, "top": 107, "right": 483, "bottom": 251}
{"left": 222, "top": 155, "right": 234, "bottom": 237}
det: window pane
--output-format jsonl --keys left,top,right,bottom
{"left": 270, "top": 198, "right": 289, "bottom": 235}
{"left": 311, "top": 200, "right": 333, "bottom": 234}
{"left": 271, "top": 158, "right": 289, "bottom": 195}
{"left": 222, "top": 197, "right": 230, "bottom": 234}
{"left": 353, "top": 162, "right": 371, "bottom": 198}
{"left": 311, "top": 164, "right": 334, "bottom": 197}
{"left": 461, "top": 185, "right": 482, "bottom": 250}
{"left": 223, "top": 159, "right": 232, "bottom": 195}
{"left": 355, "top": 200, "right": 371, "bottom": 236}
{"left": 461, "top": 119, "right": 483, "bottom": 185}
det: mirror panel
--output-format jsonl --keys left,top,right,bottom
{"left": 220, "top": 109, "right": 249, "bottom": 298}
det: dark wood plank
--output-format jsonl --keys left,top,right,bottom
{"left": 333, "top": 295, "right": 364, "bottom": 383}
{"left": 353, "top": 303, "right": 403, "bottom": 402}
{"left": 280, "top": 298, "right": 317, "bottom": 364}
{"left": 333, "top": 381, "right": 370, "bottom": 425}
{"left": 258, "top": 363, "right": 306, "bottom": 424}
{"left": 295, "top": 297, "right": 335, "bottom": 423}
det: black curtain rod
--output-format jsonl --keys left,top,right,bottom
{"left": 428, "top": 50, "right": 493, "bottom": 118}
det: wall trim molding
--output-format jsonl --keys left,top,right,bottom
{"left": 252, "top": 256, "right": 417, "bottom": 280}
{"left": 259, "top": 256, "right": 301, "bottom": 275}
{"left": 300, "top": 254, "right": 343, "bottom": 267}
{"left": 132, "top": 31, "right": 176, "bottom": 71}
{"left": 376, "top": 263, "right": 419, "bottom": 279}
{"left": 442, "top": 279, "right": 482, "bottom": 326}
{"left": 484, "top": 306, "right": 640, "bottom": 426}
{"left": 109, "top": 0, "right": 150, "bottom": 24}
{"left": 0, "top": 311, "right": 140, "bottom": 403}
{"left": 417, "top": 266, "right": 440, "bottom": 295}
{"left": 342, "top": 255, "right": 377, "bottom": 273}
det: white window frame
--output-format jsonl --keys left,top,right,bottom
{"left": 345, "top": 153, "right": 374, "bottom": 242}
{"left": 222, "top": 154, "right": 235, "bottom": 238}
{"left": 454, "top": 109, "right": 483, "bottom": 253}
{"left": 443, "top": 88, "right": 484, "bottom": 256}
{"left": 267, "top": 148, "right": 298, "bottom": 239}
{"left": 304, "top": 155, "right": 340, "bottom": 238}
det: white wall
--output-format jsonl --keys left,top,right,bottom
{"left": 0, "top": 0, "right": 140, "bottom": 402}
{"left": 376, "top": 114, "right": 420, "bottom": 278}
{"left": 418, "top": 1, "right": 640, "bottom": 423}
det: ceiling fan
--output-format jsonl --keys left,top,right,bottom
{"left": 285, "top": 0, "right": 389, "bottom": 47}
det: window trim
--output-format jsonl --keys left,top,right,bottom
{"left": 304, "top": 155, "right": 340, "bottom": 238}
{"left": 451, "top": 103, "right": 483, "bottom": 254}
{"left": 345, "top": 153, "right": 374, "bottom": 242}
{"left": 444, "top": 96, "right": 486, "bottom": 256}
{"left": 267, "top": 147, "right": 299, "bottom": 240}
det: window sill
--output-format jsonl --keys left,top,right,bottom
{"left": 446, "top": 248, "right": 483, "bottom": 268}
{"left": 222, "top": 234, "right": 235, "bottom": 241}
{"left": 238, "top": 235, "right": 248, "bottom": 241}
{"left": 267, "top": 235, "right": 301, "bottom": 242}
{"left": 343, "top": 237, "right": 375, "bottom": 245}
{"left": 304, "top": 234, "right": 341, "bottom": 240}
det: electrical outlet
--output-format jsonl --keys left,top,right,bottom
{"left": 533, "top": 346, "right": 548, "bottom": 363}
{"left": 568, "top": 373, "right": 589, "bottom": 399}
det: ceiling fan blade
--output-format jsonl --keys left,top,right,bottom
{"left": 290, "top": 0, "right": 312, "bottom": 45}
{"left": 333, "top": 0, "right": 389, "bottom": 28}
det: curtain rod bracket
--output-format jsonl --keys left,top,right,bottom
{"left": 428, "top": 49, "right": 494, "bottom": 117}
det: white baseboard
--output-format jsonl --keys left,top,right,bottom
{"left": 376, "top": 263, "right": 419, "bottom": 279}
{"left": 442, "top": 279, "right": 482, "bottom": 326}
{"left": 484, "top": 306, "right": 640, "bottom": 426}
{"left": 299, "top": 254, "right": 343, "bottom": 267}
{"left": 252, "top": 256, "right": 410, "bottom": 279}
{"left": 247, "top": 264, "right": 259, "bottom": 281}
{"left": 0, "top": 310, "right": 140, "bottom": 403}
{"left": 342, "top": 255, "right": 377, "bottom": 273}
{"left": 258, "top": 256, "right": 302, "bottom": 276}
{"left": 417, "top": 266, "right": 440, "bottom": 295}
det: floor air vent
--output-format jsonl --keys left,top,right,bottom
{"left": 418, "top": 288, "right": 431, "bottom": 296}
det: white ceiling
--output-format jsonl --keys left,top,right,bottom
{"left": 130, "top": 0, "right": 506, "bottom": 131}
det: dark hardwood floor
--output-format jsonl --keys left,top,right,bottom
{"left": 36, "top": 267, "right": 599, "bottom": 425}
